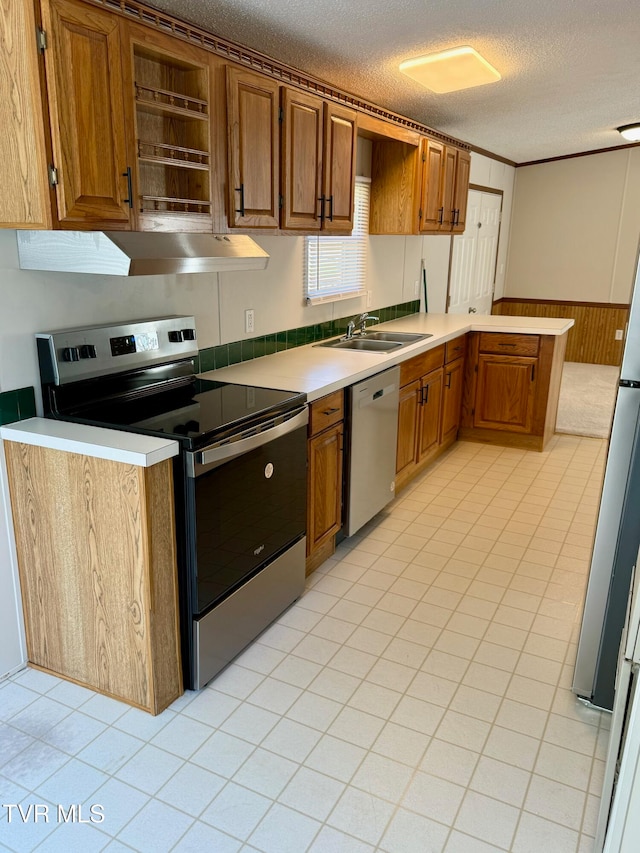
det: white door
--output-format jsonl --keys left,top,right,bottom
{"left": 448, "top": 190, "right": 502, "bottom": 315}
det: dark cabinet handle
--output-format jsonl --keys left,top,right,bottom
{"left": 122, "top": 166, "right": 133, "bottom": 208}
{"left": 322, "top": 407, "right": 340, "bottom": 416}
{"left": 498, "top": 342, "right": 516, "bottom": 347}
{"left": 531, "top": 364, "right": 536, "bottom": 382}
{"left": 445, "top": 372, "right": 452, "bottom": 389}
{"left": 420, "top": 385, "right": 429, "bottom": 405}
{"left": 453, "top": 208, "right": 460, "bottom": 226}
{"left": 326, "top": 195, "right": 334, "bottom": 222}
{"left": 235, "top": 184, "right": 245, "bottom": 217}
{"left": 438, "top": 207, "right": 444, "bottom": 225}
{"left": 318, "top": 195, "right": 325, "bottom": 224}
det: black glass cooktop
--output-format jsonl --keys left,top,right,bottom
{"left": 57, "top": 377, "right": 306, "bottom": 449}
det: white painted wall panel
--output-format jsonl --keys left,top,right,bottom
{"left": 505, "top": 149, "right": 635, "bottom": 302}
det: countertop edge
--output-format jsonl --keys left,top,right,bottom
{"left": 0, "top": 418, "right": 179, "bottom": 467}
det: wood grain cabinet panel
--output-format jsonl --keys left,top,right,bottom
{"left": 307, "top": 423, "right": 343, "bottom": 553}
{"left": 0, "top": 0, "right": 52, "bottom": 228}
{"left": 4, "top": 443, "right": 182, "bottom": 714}
{"left": 418, "top": 139, "right": 470, "bottom": 234}
{"left": 306, "top": 391, "right": 345, "bottom": 573}
{"left": 322, "top": 103, "right": 357, "bottom": 232}
{"left": 452, "top": 150, "right": 471, "bottom": 232}
{"left": 441, "top": 356, "right": 464, "bottom": 445}
{"left": 41, "top": 0, "right": 134, "bottom": 228}
{"left": 418, "top": 138, "right": 444, "bottom": 232}
{"left": 281, "top": 88, "right": 324, "bottom": 230}
{"left": 281, "top": 93, "right": 357, "bottom": 232}
{"left": 474, "top": 354, "right": 537, "bottom": 432}
{"left": 396, "top": 379, "right": 420, "bottom": 479}
{"left": 418, "top": 369, "right": 443, "bottom": 459}
{"left": 226, "top": 66, "right": 280, "bottom": 228}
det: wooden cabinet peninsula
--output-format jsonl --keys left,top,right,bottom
{"left": 2, "top": 421, "right": 182, "bottom": 715}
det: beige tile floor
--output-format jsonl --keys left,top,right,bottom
{"left": 0, "top": 434, "right": 609, "bottom": 852}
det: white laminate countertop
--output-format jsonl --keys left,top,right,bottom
{"left": 0, "top": 418, "right": 179, "bottom": 467}
{"left": 200, "top": 312, "right": 575, "bottom": 402}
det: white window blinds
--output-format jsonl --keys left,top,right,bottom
{"left": 304, "top": 177, "right": 370, "bottom": 305}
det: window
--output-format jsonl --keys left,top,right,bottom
{"left": 304, "top": 177, "right": 370, "bottom": 305}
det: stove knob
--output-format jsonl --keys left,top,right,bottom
{"left": 182, "top": 328, "right": 196, "bottom": 341}
{"left": 62, "top": 346, "right": 80, "bottom": 362}
{"left": 168, "top": 330, "right": 184, "bottom": 343}
{"left": 79, "top": 344, "right": 97, "bottom": 359}
{"left": 185, "top": 420, "right": 200, "bottom": 432}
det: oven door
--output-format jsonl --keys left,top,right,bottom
{"left": 185, "top": 406, "right": 308, "bottom": 617}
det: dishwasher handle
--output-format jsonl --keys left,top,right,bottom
{"left": 186, "top": 406, "right": 308, "bottom": 476}
{"left": 356, "top": 380, "right": 398, "bottom": 409}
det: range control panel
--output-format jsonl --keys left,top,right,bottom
{"left": 37, "top": 316, "right": 198, "bottom": 385}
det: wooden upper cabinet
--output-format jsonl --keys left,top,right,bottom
{"left": 1, "top": 0, "right": 51, "bottom": 228}
{"left": 41, "top": 0, "right": 134, "bottom": 228}
{"left": 281, "top": 88, "right": 324, "bottom": 230}
{"left": 322, "top": 104, "right": 357, "bottom": 232}
{"left": 439, "top": 145, "right": 458, "bottom": 231}
{"left": 281, "top": 92, "right": 357, "bottom": 232}
{"left": 418, "top": 138, "right": 444, "bottom": 232}
{"left": 418, "top": 139, "right": 471, "bottom": 234}
{"left": 226, "top": 67, "right": 280, "bottom": 228}
{"left": 452, "top": 150, "right": 471, "bottom": 233}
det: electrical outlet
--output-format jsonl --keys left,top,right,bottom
{"left": 245, "top": 309, "right": 255, "bottom": 334}
{"left": 366, "top": 291, "right": 372, "bottom": 308}
{"left": 615, "top": 329, "right": 624, "bottom": 340}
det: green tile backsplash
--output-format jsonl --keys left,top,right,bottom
{"left": 198, "top": 301, "right": 420, "bottom": 373}
{"left": 0, "top": 386, "right": 36, "bottom": 426}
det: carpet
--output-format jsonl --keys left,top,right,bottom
{"left": 555, "top": 362, "right": 620, "bottom": 438}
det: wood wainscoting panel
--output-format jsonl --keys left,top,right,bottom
{"left": 492, "top": 299, "right": 630, "bottom": 365}
{"left": 4, "top": 443, "right": 181, "bottom": 713}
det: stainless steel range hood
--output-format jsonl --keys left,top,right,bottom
{"left": 16, "top": 230, "right": 269, "bottom": 276}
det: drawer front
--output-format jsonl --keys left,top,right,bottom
{"left": 309, "top": 389, "right": 344, "bottom": 435}
{"left": 445, "top": 335, "right": 466, "bottom": 364}
{"left": 479, "top": 333, "right": 540, "bottom": 357}
{"left": 400, "top": 345, "right": 445, "bottom": 386}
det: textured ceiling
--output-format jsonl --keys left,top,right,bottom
{"left": 146, "top": 0, "right": 640, "bottom": 164}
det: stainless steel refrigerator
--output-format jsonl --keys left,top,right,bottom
{"left": 573, "top": 249, "right": 640, "bottom": 711}
{"left": 596, "top": 546, "right": 640, "bottom": 851}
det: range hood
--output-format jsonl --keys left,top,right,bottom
{"left": 16, "top": 231, "right": 269, "bottom": 276}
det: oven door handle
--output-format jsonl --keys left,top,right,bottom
{"left": 186, "top": 406, "right": 309, "bottom": 476}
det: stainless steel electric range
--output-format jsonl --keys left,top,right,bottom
{"left": 36, "top": 316, "right": 308, "bottom": 689}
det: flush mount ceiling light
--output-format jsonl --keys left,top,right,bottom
{"left": 617, "top": 124, "right": 640, "bottom": 142}
{"left": 399, "top": 46, "right": 501, "bottom": 93}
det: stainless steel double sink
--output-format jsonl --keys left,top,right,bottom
{"left": 315, "top": 331, "right": 432, "bottom": 353}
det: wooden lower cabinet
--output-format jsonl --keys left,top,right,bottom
{"left": 4, "top": 443, "right": 182, "bottom": 714}
{"left": 441, "top": 356, "right": 465, "bottom": 445}
{"left": 418, "top": 370, "right": 443, "bottom": 459}
{"left": 306, "top": 390, "right": 344, "bottom": 574}
{"left": 395, "top": 338, "right": 466, "bottom": 493}
{"left": 474, "top": 354, "right": 537, "bottom": 432}
{"left": 460, "top": 331, "right": 569, "bottom": 450}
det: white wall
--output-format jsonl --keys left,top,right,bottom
{"left": 505, "top": 147, "right": 640, "bottom": 304}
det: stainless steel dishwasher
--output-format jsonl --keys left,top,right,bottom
{"left": 346, "top": 365, "right": 400, "bottom": 536}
